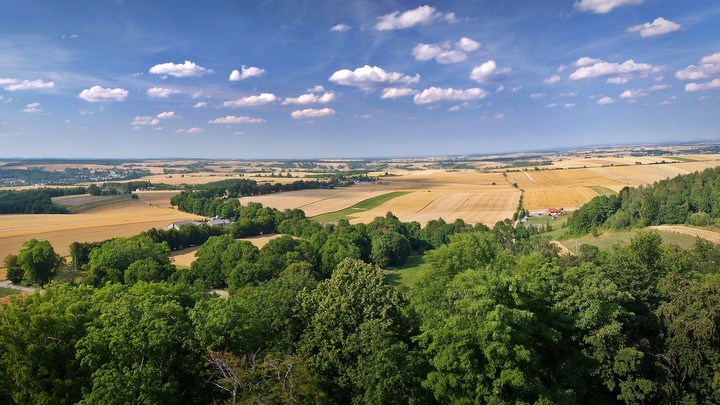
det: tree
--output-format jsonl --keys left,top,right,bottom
{"left": 319, "top": 236, "right": 361, "bottom": 278}
{"left": 83, "top": 236, "right": 173, "bottom": 287}
{"left": 17, "top": 239, "right": 62, "bottom": 286}
{"left": 370, "top": 231, "right": 411, "bottom": 268}
{"left": 4, "top": 254, "right": 23, "bottom": 283}
{"left": 299, "top": 259, "right": 424, "bottom": 403}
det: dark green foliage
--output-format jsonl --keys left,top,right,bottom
{"left": 0, "top": 188, "right": 75, "bottom": 214}
{"left": 82, "top": 236, "right": 174, "bottom": 286}
{"left": 370, "top": 231, "right": 411, "bottom": 267}
{"left": 4, "top": 254, "right": 23, "bottom": 283}
{"left": 17, "top": 239, "right": 62, "bottom": 286}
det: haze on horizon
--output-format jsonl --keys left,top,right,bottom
{"left": 0, "top": 0, "right": 718, "bottom": 159}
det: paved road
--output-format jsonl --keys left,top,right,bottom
{"left": 0, "top": 281, "right": 39, "bottom": 294}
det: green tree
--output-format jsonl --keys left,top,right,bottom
{"left": 17, "top": 239, "right": 62, "bottom": 286}
{"left": 319, "top": 236, "right": 361, "bottom": 278}
{"left": 83, "top": 236, "right": 173, "bottom": 287}
{"left": 4, "top": 254, "right": 23, "bottom": 283}
{"left": 370, "top": 231, "right": 411, "bottom": 268}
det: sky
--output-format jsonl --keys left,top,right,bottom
{"left": 0, "top": 0, "right": 719, "bottom": 159}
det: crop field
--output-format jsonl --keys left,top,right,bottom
{"left": 0, "top": 201, "right": 204, "bottom": 273}
{"left": 135, "top": 190, "right": 182, "bottom": 208}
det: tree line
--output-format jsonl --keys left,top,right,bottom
{"left": 0, "top": 187, "right": 86, "bottom": 214}
{"left": 567, "top": 166, "right": 720, "bottom": 235}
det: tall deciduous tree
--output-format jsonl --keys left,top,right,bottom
{"left": 17, "top": 239, "right": 62, "bottom": 286}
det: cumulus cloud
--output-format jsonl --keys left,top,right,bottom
{"left": 375, "top": 5, "right": 455, "bottom": 30}
{"left": 685, "top": 78, "right": 720, "bottom": 92}
{"left": 329, "top": 65, "right": 419, "bottom": 89}
{"left": 569, "top": 59, "right": 657, "bottom": 82}
{"left": 381, "top": 87, "right": 417, "bottom": 99}
{"left": 544, "top": 75, "right": 561, "bottom": 84}
{"left": 619, "top": 89, "right": 648, "bottom": 99}
{"left": 23, "top": 102, "right": 41, "bottom": 113}
{"left": 5, "top": 79, "right": 55, "bottom": 91}
{"left": 149, "top": 60, "right": 208, "bottom": 78}
{"left": 223, "top": 93, "right": 277, "bottom": 107}
{"left": 597, "top": 96, "right": 617, "bottom": 105}
{"left": 648, "top": 84, "right": 669, "bottom": 91}
{"left": 546, "top": 103, "right": 558, "bottom": 108}
{"left": 413, "top": 87, "right": 488, "bottom": 104}
{"left": 282, "top": 92, "right": 336, "bottom": 105}
{"left": 564, "top": 103, "right": 576, "bottom": 108}
{"left": 175, "top": 127, "right": 204, "bottom": 133}
{"left": 146, "top": 87, "right": 180, "bottom": 98}
{"left": 627, "top": 17, "right": 681, "bottom": 37}
{"left": 308, "top": 85, "right": 325, "bottom": 92}
{"left": 413, "top": 37, "right": 480, "bottom": 64}
{"left": 229, "top": 65, "right": 266, "bottom": 81}
{"left": 675, "top": 52, "right": 720, "bottom": 81}
{"left": 193, "top": 102, "right": 208, "bottom": 108}
{"left": 0, "top": 78, "right": 17, "bottom": 86}
{"left": 330, "top": 23, "right": 351, "bottom": 32}
{"left": 559, "top": 92, "right": 577, "bottom": 97}
{"left": 574, "top": 57, "right": 603, "bottom": 67}
{"left": 209, "top": 115, "right": 266, "bottom": 124}
{"left": 79, "top": 86, "right": 128, "bottom": 102}
{"left": 291, "top": 108, "right": 336, "bottom": 119}
{"left": 156, "top": 111, "right": 177, "bottom": 119}
{"left": 574, "top": 0, "right": 644, "bottom": 14}
{"left": 607, "top": 76, "right": 632, "bottom": 84}
{"left": 131, "top": 116, "right": 160, "bottom": 126}
{"left": 470, "top": 60, "right": 510, "bottom": 83}
{"left": 530, "top": 93, "right": 547, "bottom": 99}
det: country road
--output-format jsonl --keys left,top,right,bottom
{"left": 0, "top": 281, "right": 39, "bottom": 294}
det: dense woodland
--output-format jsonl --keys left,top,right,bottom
{"left": 0, "top": 187, "right": 86, "bottom": 214}
{"left": 568, "top": 166, "right": 720, "bottom": 234}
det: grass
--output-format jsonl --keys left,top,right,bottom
{"left": 558, "top": 228, "right": 700, "bottom": 252}
{"left": 523, "top": 215, "right": 565, "bottom": 228}
{"left": 0, "top": 288, "right": 20, "bottom": 298}
{"left": 312, "top": 191, "right": 410, "bottom": 222}
{"left": 588, "top": 186, "right": 617, "bottom": 196}
{"left": 384, "top": 254, "right": 430, "bottom": 288}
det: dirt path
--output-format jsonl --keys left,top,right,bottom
{"left": 650, "top": 225, "right": 720, "bottom": 244}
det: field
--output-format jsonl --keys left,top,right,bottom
{"left": 313, "top": 192, "right": 410, "bottom": 222}
{"left": 557, "top": 228, "right": 701, "bottom": 252}
{"left": 0, "top": 200, "right": 204, "bottom": 274}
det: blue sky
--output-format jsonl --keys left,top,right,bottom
{"left": 1, "top": 0, "right": 719, "bottom": 159}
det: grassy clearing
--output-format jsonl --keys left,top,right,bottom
{"left": 384, "top": 254, "right": 429, "bottom": 288}
{"left": 312, "top": 191, "right": 410, "bottom": 222}
{"left": 524, "top": 215, "right": 565, "bottom": 228}
{"left": 0, "top": 288, "right": 20, "bottom": 298}
{"left": 558, "top": 228, "right": 700, "bottom": 252}
{"left": 665, "top": 156, "right": 696, "bottom": 163}
{"left": 588, "top": 186, "right": 617, "bottom": 196}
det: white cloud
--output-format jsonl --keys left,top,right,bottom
{"left": 470, "top": 60, "right": 510, "bottom": 83}
{"left": 413, "top": 37, "right": 481, "bottom": 64}
{"left": 375, "top": 5, "right": 455, "bottom": 30}
{"left": 627, "top": 17, "right": 681, "bottom": 38}
{"left": 0, "top": 78, "right": 17, "bottom": 86}
{"left": 131, "top": 116, "right": 160, "bottom": 126}
{"left": 229, "top": 65, "right": 266, "bottom": 81}
{"left": 530, "top": 93, "right": 547, "bottom": 99}
{"left": 79, "top": 86, "right": 128, "bottom": 102}
{"left": 5, "top": 79, "right": 54, "bottom": 91}
{"left": 564, "top": 103, "right": 576, "bottom": 108}
{"left": 685, "top": 78, "right": 720, "bottom": 92}
{"left": 544, "top": 75, "right": 561, "bottom": 84}
{"left": 607, "top": 76, "right": 632, "bottom": 84}
{"left": 675, "top": 52, "right": 720, "bottom": 80}
{"left": 381, "top": 87, "right": 417, "bottom": 99}
{"left": 175, "top": 127, "right": 204, "bottom": 133}
{"left": 282, "top": 92, "right": 336, "bottom": 105}
{"left": 660, "top": 95, "right": 677, "bottom": 105}
{"left": 494, "top": 113, "right": 505, "bottom": 119}
{"left": 330, "top": 23, "right": 351, "bottom": 32}
{"left": 413, "top": 87, "right": 488, "bottom": 104}
{"left": 149, "top": 61, "right": 208, "bottom": 78}
{"left": 223, "top": 93, "right": 277, "bottom": 107}
{"left": 308, "top": 85, "right": 325, "bottom": 92}
{"left": 574, "top": 57, "right": 603, "bottom": 67}
{"left": 23, "top": 102, "right": 41, "bottom": 113}
{"left": 619, "top": 89, "right": 648, "bottom": 99}
{"left": 557, "top": 64, "right": 568, "bottom": 73}
{"left": 569, "top": 59, "right": 657, "bottom": 81}
{"left": 291, "top": 108, "right": 335, "bottom": 119}
{"left": 146, "top": 87, "right": 180, "bottom": 98}
{"left": 648, "top": 84, "right": 669, "bottom": 91}
{"left": 574, "top": 0, "right": 644, "bottom": 14}
{"left": 209, "top": 115, "right": 266, "bottom": 124}
{"left": 597, "top": 96, "right": 617, "bottom": 105}
{"left": 546, "top": 103, "right": 558, "bottom": 108}
{"left": 448, "top": 106, "right": 461, "bottom": 112}
{"left": 329, "top": 65, "right": 419, "bottom": 89}
{"left": 156, "top": 111, "right": 177, "bottom": 119}
{"left": 559, "top": 92, "right": 577, "bottom": 97}
{"left": 193, "top": 102, "right": 208, "bottom": 108}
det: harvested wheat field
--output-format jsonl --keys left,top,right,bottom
{"left": 0, "top": 201, "right": 204, "bottom": 275}
{"left": 650, "top": 225, "right": 720, "bottom": 244}
{"left": 135, "top": 190, "right": 182, "bottom": 208}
